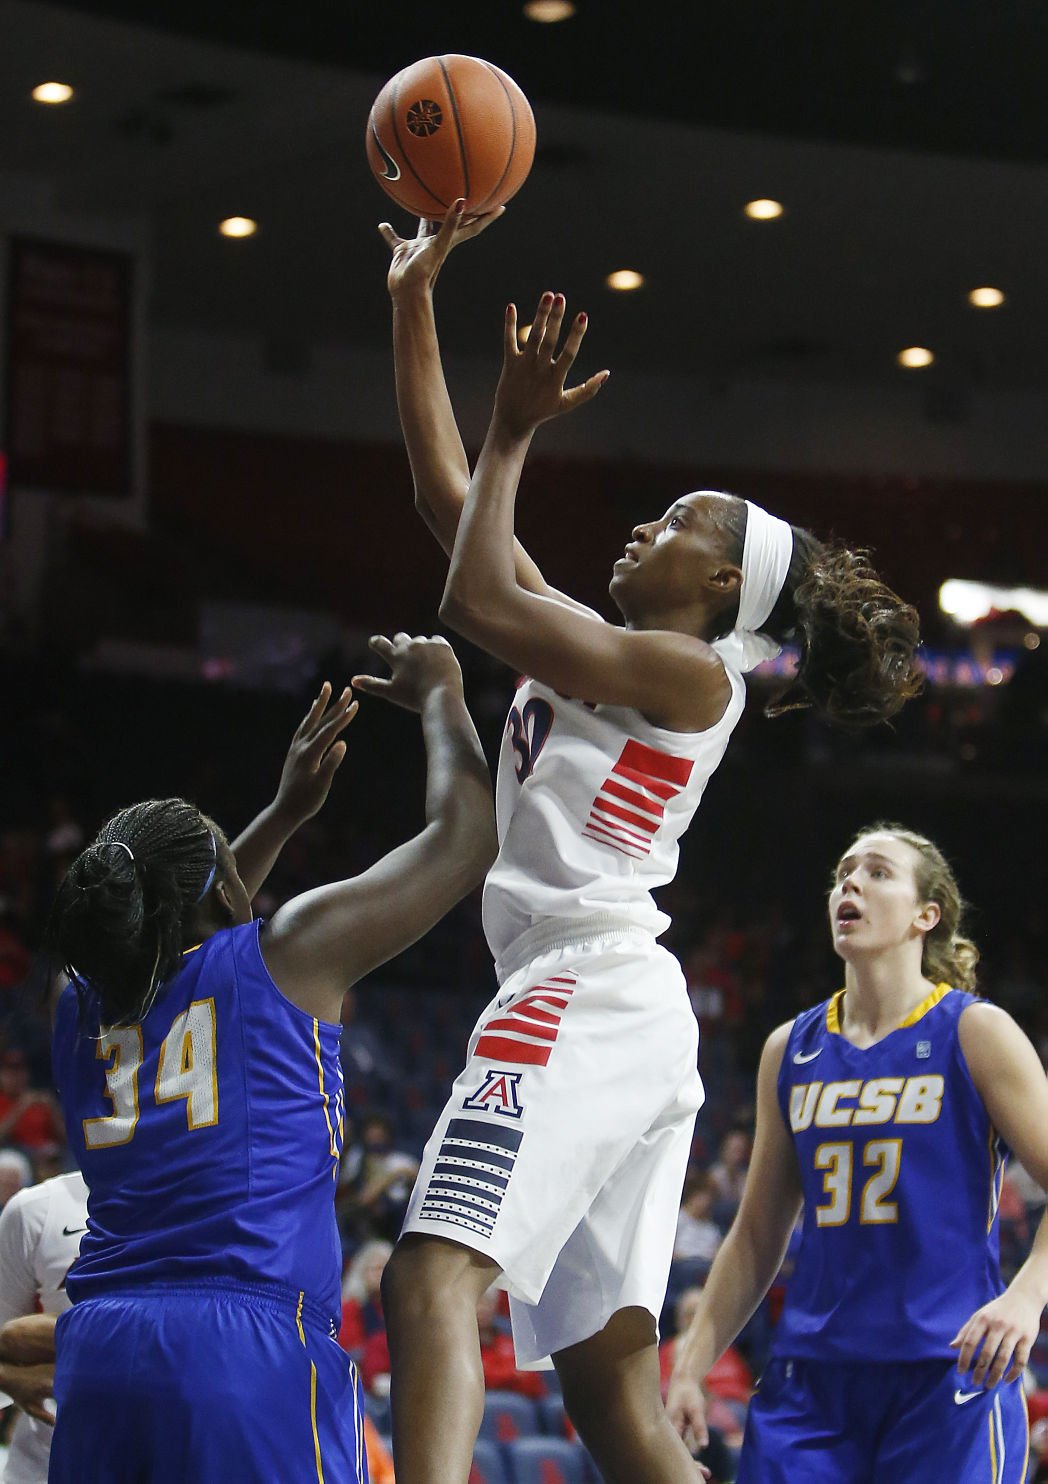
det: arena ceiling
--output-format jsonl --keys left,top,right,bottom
{"left": 3, "top": 0, "right": 1048, "bottom": 393}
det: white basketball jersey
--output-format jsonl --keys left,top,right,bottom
{"left": 483, "top": 666, "right": 747, "bottom": 965}
{"left": 0, "top": 1172, "right": 88, "bottom": 1484}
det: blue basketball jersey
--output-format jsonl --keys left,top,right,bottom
{"left": 774, "top": 984, "right": 1006, "bottom": 1362}
{"left": 52, "top": 920, "right": 346, "bottom": 1322}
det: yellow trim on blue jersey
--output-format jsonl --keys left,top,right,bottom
{"left": 898, "top": 982, "right": 952, "bottom": 1027}
{"left": 1021, "top": 1386, "right": 1031, "bottom": 1484}
{"left": 825, "top": 983, "right": 952, "bottom": 1036}
{"left": 989, "top": 1405, "right": 998, "bottom": 1481}
{"left": 309, "top": 1359, "right": 324, "bottom": 1483}
{"left": 296, "top": 1290, "right": 306, "bottom": 1347}
{"left": 826, "top": 990, "right": 845, "bottom": 1034}
{"left": 312, "top": 1019, "right": 339, "bottom": 1174}
{"left": 181, "top": 943, "right": 203, "bottom": 956}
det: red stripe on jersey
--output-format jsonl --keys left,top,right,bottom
{"left": 617, "top": 738, "right": 695, "bottom": 788}
{"left": 509, "top": 1002, "right": 561, "bottom": 1026}
{"left": 475, "top": 1034, "right": 552, "bottom": 1067}
{"left": 601, "top": 777, "right": 666, "bottom": 819}
{"left": 583, "top": 824, "right": 650, "bottom": 858}
{"left": 545, "top": 977, "right": 576, "bottom": 986}
{"left": 612, "top": 763, "right": 678, "bottom": 801}
{"left": 589, "top": 805, "right": 653, "bottom": 844}
{"left": 481, "top": 1015, "right": 559, "bottom": 1043}
{"left": 592, "top": 797, "right": 660, "bottom": 834}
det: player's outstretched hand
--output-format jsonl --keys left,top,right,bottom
{"left": 494, "top": 293, "right": 610, "bottom": 441}
{"left": 951, "top": 1285, "right": 1042, "bottom": 1388}
{"left": 380, "top": 199, "right": 504, "bottom": 299}
{"left": 666, "top": 1371, "right": 711, "bottom": 1454}
{"left": 352, "top": 633, "right": 464, "bottom": 713}
{"left": 273, "top": 682, "right": 358, "bottom": 826}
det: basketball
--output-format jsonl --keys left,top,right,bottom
{"left": 366, "top": 54, "right": 536, "bottom": 219}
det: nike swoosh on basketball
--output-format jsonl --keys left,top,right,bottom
{"left": 793, "top": 1048, "right": 822, "bottom": 1064}
{"left": 953, "top": 1389, "right": 983, "bottom": 1405}
{"left": 62, "top": 1225, "right": 87, "bottom": 1237}
{"left": 371, "top": 128, "right": 401, "bottom": 181}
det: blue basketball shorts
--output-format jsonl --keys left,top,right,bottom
{"left": 48, "top": 1280, "right": 368, "bottom": 1484}
{"left": 736, "top": 1357, "right": 1028, "bottom": 1484}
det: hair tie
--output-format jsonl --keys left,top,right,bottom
{"left": 195, "top": 832, "right": 218, "bottom": 903}
{"left": 108, "top": 841, "right": 135, "bottom": 863}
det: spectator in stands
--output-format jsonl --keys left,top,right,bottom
{"left": 707, "top": 1128, "right": 751, "bottom": 1221}
{"left": 0, "top": 1151, "right": 31, "bottom": 1211}
{"left": 0, "top": 1052, "right": 64, "bottom": 1153}
{"left": 659, "top": 1287, "right": 748, "bottom": 1480}
{"left": 475, "top": 1285, "right": 545, "bottom": 1400}
{"left": 341, "top": 1113, "right": 419, "bottom": 1244}
{"left": 340, "top": 988, "right": 403, "bottom": 1090}
{"left": 674, "top": 1174, "right": 723, "bottom": 1264}
{"left": 340, "top": 1239, "right": 392, "bottom": 1355}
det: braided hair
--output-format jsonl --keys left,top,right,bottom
{"left": 47, "top": 799, "right": 222, "bottom": 1027}
{"left": 709, "top": 498, "right": 923, "bottom": 727}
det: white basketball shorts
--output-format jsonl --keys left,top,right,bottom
{"left": 401, "top": 920, "right": 704, "bottom": 1366}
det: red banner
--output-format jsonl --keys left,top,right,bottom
{"left": 6, "top": 238, "right": 132, "bottom": 496}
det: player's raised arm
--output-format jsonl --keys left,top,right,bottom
{"left": 667, "top": 1023, "right": 803, "bottom": 1447}
{"left": 382, "top": 206, "right": 597, "bottom": 618}
{"left": 261, "top": 634, "right": 496, "bottom": 1023}
{"left": 230, "top": 682, "right": 358, "bottom": 900}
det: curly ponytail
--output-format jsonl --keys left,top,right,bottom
{"left": 47, "top": 799, "right": 222, "bottom": 1026}
{"left": 764, "top": 534, "right": 923, "bottom": 728}
{"left": 706, "top": 497, "right": 923, "bottom": 728}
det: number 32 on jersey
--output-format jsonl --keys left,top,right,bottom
{"left": 83, "top": 1000, "right": 218, "bottom": 1149}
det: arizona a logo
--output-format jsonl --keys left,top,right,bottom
{"left": 463, "top": 1069, "right": 525, "bottom": 1121}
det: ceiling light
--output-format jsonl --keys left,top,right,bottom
{"left": 897, "top": 346, "right": 934, "bottom": 369}
{"left": 605, "top": 269, "right": 644, "bottom": 292}
{"left": 968, "top": 286, "right": 1005, "bottom": 309}
{"left": 219, "top": 217, "right": 258, "bottom": 239}
{"left": 523, "top": 1, "right": 576, "bottom": 20}
{"left": 939, "top": 578, "right": 1048, "bottom": 628}
{"left": 32, "top": 82, "right": 74, "bottom": 105}
{"left": 743, "top": 199, "right": 784, "bottom": 220}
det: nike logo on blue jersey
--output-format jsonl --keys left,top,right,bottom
{"left": 793, "top": 1048, "right": 822, "bottom": 1064}
{"left": 953, "top": 1389, "right": 983, "bottom": 1405}
{"left": 371, "top": 128, "right": 401, "bottom": 181}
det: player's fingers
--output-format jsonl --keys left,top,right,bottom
{"left": 432, "top": 200, "right": 465, "bottom": 250}
{"left": 988, "top": 1333, "right": 1027, "bottom": 1388}
{"left": 367, "top": 634, "right": 394, "bottom": 657}
{"left": 527, "top": 292, "right": 554, "bottom": 354}
{"left": 318, "top": 739, "right": 348, "bottom": 778}
{"left": 561, "top": 370, "right": 611, "bottom": 413}
{"left": 504, "top": 303, "right": 520, "bottom": 359}
{"left": 953, "top": 1325, "right": 978, "bottom": 1376}
{"left": 971, "top": 1330, "right": 1004, "bottom": 1386}
{"left": 313, "top": 696, "right": 359, "bottom": 748}
{"left": 554, "top": 311, "right": 588, "bottom": 370}
{"left": 377, "top": 223, "right": 402, "bottom": 252}
{"left": 1004, "top": 1339, "right": 1031, "bottom": 1385}
{"left": 538, "top": 293, "right": 567, "bottom": 358}
{"left": 296, "top": 682, "right": 332, "bottom": 736}
{"left": 350, "top": 675, "right": 392, "bottom": 698}
{"left": 26, "top": 1403, "right": 55, "bottom": 1427}
{"left": 458, "top": 204, "right": 505, "bottom": 240}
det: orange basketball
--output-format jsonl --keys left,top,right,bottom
{"left": 366, "top": 54, "right": 536, "bottom": 219}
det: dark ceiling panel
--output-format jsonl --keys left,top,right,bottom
{"left": 37, "top": 0, "right": 1048, "bottom": 164}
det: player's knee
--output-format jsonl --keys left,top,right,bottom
{"left": 382, "top": 1235, "right": 492, "bottom": 1324}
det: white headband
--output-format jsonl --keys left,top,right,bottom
{"left": 712, "top": 499, "right": 794, "bottom": 674}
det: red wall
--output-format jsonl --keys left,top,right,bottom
{"left": 149, "top": 422, "right": 1047, "bottom": 636}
